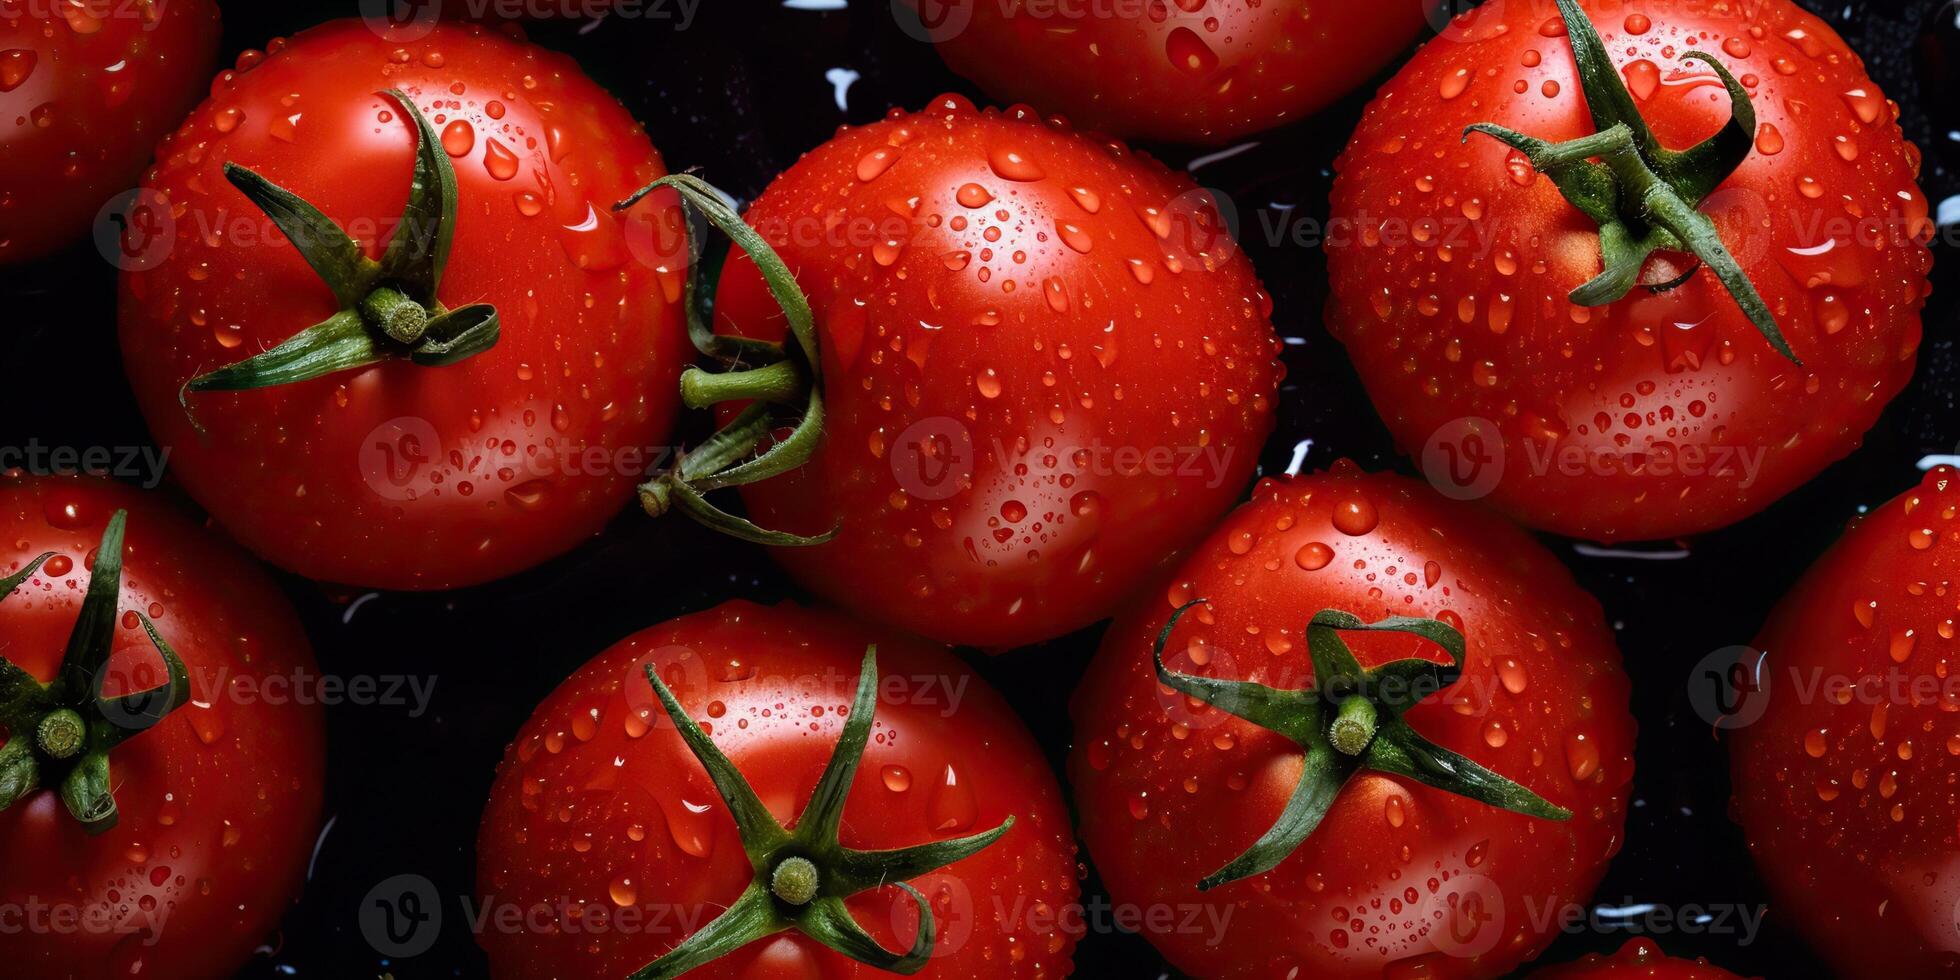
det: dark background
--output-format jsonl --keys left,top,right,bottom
{"left": 5, "top": 0, "right": 1958, "bottom": 976}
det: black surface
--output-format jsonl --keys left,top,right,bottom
{"left": 3, "top": 1, "right": 1957, "bottom": 977}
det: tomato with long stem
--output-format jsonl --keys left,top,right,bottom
{"left": 621, "top": 96, "right": 1282, "bottom": 649}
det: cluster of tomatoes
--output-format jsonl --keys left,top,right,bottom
{"left": 0, "top": 0, "right": 1950, "bottom": 977}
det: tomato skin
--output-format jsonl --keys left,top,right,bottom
{"left": 1528, "top": 939, "right": 1749, "bottom": 979}
{"left": 118, "top": 19, "right": 690, "bottom": 590}
{"left": 1325, "top": 0, "right": 1930, "bottom": 541}
{"left": 713, "top": 95, "right": 1281, "bottom": 649}
{"left": 1729, "top": 466, "right": 1960, "bottom": 975}
{"left": 1070, "top": 463, "right": 1635, "bottom": 978}
{"left": 476, "top": 600, "right": 1080, "bottom": 978}
{"left": 0, "top": 0, "right": 220, "bottom": 263}
{"left": 0, "top": 473, "right": 325, "bottom": 980}
{"left": 907, "top": 1, "right": 1425, "bottom": 145}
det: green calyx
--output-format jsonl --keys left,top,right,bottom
{"left": 1463, "top": 0, "right": 1797, "bottom": 363}
{"left": 1152, "top": 602, "right": 1569, "bottom": 891}
{"left": 614, "top": 174, "right": 836, "bottom": 548}
{"left": 182, "top": 89, "right": 500, "bottom": 398}
{"left": 629, "top": 647, "right": 1013, "bottom": 978}
{"left": 0, "top": 511, "right": 193, "bottom": 834}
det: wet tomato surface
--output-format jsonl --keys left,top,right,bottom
{"left": 0, "top": 0, "right": 221, "bottom": 262}
{"left": 712, "top": 94, "right": 1282, "bottom": 649}
{"left": 1071, "top": 464, "right": 1637, "bottom": 977}
{"left": 0, "top": 473, "right": 325, "bottom": 980}
{"left": 118, "top": 18, "right": 689, "bottom": 590}
{"left": 477, "top": 600, "right": 1081, "bottom": 978}
{"left": 1728, "top": 465, "right": 1960, "bottom": 976}
{"left": 1326, "top": 0, "right": 1932, "bottom": 542}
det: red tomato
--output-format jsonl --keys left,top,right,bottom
{"left": 476, "top": 600, "right": 1080, "bottom": 978}
{"left": 1071, "top": 463, "right": 1635, "bottom": 977}
{"left": 1728, "top": 466, "right": 1960, "bottom": 975}
{"left": 903, "top": 1, "right": 1426, "bottom": 145}
{"left": 1325, "top": 0, "right": 1930, "bottom": 541}
{"left": 1529, "top": 939, "right": 1749, "bottom": 979}
{"left": 700, "top": 94, "right": 1281, "bottom": 649}
{"left": 0, "top": 0, "right": 219, "bottom": 263}
{"left": 0, "top": 473, "right": 325, "bottom": 979}
{"left": 118, "top": 19, "right": 690, "bottom": 589}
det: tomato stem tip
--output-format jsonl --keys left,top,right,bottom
{"left": 1152, "top": 602, "right": 1570, "bottom": 891}
{"left": 0, "top": 512, "right": 193, "bottom": 835}
{"left": 1462, "top": 0, "right": 1796, "bottom": 363}
{"left": 625, "top": 646, "right": 1011, "bottom": 978}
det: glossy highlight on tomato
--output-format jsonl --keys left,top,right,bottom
{"left": 905, "top": 0, "right": 1427, "bottom": 145}
{"left": 0, "top": 473, "right": 325, "bottom": 979}
{"left": 0, "top": 0, "right": 220, "bottom": 262}
{"left": 709, "top": 94, "right": 1282, "bottom": 649}
{"left": 1071, "top": 463, "right": 1636, "bottom": 977}
{"left": 118, "top": 18, "right": 690, "bottom": 589}
{"left": 1729, "top": 465, "right": 1960, "bottom": 976}
{"left": 1325, "top": 0, "right": 1931, "bottom": 541}
{"left": 476, "top": 600, "right": 1081, "bottom": 978}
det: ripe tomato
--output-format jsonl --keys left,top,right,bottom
{"left": 1529, "top": 939, "right": 1748, "bottom": 979}
{"left": 679, "top": 94, "right": 1281, "bottom": 649}
{"left": 1325, "top": 0, "right": 1931, "bottom": 541}
{"left": 0, "top": 473, "right": 325, "bottom": 979}
{"left": 1728, "top": 466, "right": 1960, "bottom": 975}
{"left": 118, "top": 19, "right": 689, "bottom": 589}
{"left": 476, "top": 600, "right": 1080, "bottom": 978}
{"left": 0, "top": 0, "right": 219, "bottom": 263}
{"left": 901, "top": 1, "right": 1426, "bottom": 145}
{"left": 1070, "top": 463, "right": 1635, "bottom": 977}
